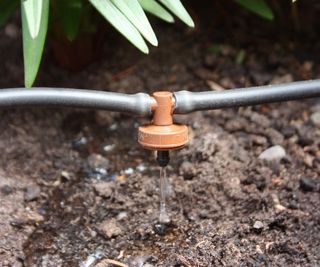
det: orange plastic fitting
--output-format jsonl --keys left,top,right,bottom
{"left": 138, "top": 91, "right": 188, "bottom": 150}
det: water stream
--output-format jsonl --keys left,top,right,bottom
{"left": 159, "top": 167, "right": 170, "bottom": 224}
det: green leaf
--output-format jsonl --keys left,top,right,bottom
{"left": 138, "top": 0, "right": 174, "bottom": 23}
{"left": 21, "top": 0, "right": 44, "bottom": 38}
{"left": 159, "top": 0, "right": 194, "bottom": 27}
{"left": 57, "top": 0, "right": 83, "bottom": 41}
{"left": 89, "top": 0, "right": 149, "bottom": 53}
{"left": 21, "top": 0, "right": 49, "bottom": 87}
{"left": 234, "top": 0, "right": 274, "bottom": 20}
{"left": 111, "top": 0, "right": 158, "bottom": 46}
{"left": 0, "top": 0, "right": 19, "bottom": 27}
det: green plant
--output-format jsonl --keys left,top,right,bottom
{"left": 0, "top": 0, "right": 194, "bottom": 87}
{"left": 233, "top": 0, "right": 274, "bottom": 20}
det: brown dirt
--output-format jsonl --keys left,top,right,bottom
{"left": 0, "top": 7, "right": 320, "bottom": 267}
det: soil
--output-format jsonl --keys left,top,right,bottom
{"left": 0, "top": 4, "right": 320, "bottom": 267}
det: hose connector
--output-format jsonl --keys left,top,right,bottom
{"left": 138, "top": 91, "right": 188, "bottom": 151}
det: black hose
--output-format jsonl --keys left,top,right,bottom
{"left": 0, "top": 88, "right": 152, "bottom": 116}
{"left": 174, "top": 80, "right": 320, "bottom": 114}
{"left": 1, "top": 80, "right": 320, "bottom": 116}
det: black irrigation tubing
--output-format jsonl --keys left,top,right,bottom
{"left": 0, "top": 88, "right": 152, "bottom": 116}
{"left": 0, "top": 80, "right": 320, "bottom": 115}
{"left": 173, "top": 79, "right": 320, "bottom": 113}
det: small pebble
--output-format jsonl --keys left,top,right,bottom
{"left": 299, "top": 177, "right": 317, "bottom": 192}
{"left": 116, "top": 211, "right": 128, "bottom": 220}
{"left": 98, "top": 219, "right": 123, "bottom": 238}
{"left": 103, "top": 144, "right": 116, "bottom": 153}
{"left": 24, "top": 185, "right": 41, "bottom": 201}
{"left": 259, "top": 145, "right": 286, "bottom": 162}
{"left": 253, "top": 221, "right": 264, "bottom": 233}
{"left": 93, "top": 182, "right": 114, "bottom": 198}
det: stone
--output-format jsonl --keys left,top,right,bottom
{"left": 253, "top": 221, "right": 264, "bottom": 233}
{"left": 24, "top": 185, "right": 41, "bottom": 201}
{"left": 116, "top": 212, "right": 128, "bottom": 220}
{"left": 93, "top": 182, "right": 114, "bottom": 198}
{"left": 259, "top": 145, "right": 286, "bottom": 162}
{"left": 98, "top": 219, "right": 122, "bottom": 238}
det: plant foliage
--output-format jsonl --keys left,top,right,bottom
{"left": 21, "top": 0, "right": 49, "bottom": 87}
{"left": 234, "top": 0, "right": 274, "bottom": 20}
{"left": 2, "top": 0, "right": 276, "bottom": 87}
{"left": 2, "top": 0, "right": 194, "bottom": 87}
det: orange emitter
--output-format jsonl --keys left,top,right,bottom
{"left": 138, "top": 91, "right": 188, "bottom": 166}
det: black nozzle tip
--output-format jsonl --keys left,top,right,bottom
{"left": 156, "top": 150, "right": 170, "bottom": 167}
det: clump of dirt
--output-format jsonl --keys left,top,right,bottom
{"left": 0, "top": 6, "right": 320, "bottom": 267}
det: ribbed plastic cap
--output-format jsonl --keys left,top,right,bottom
{"left": 138, "top": 124, "right": 188, "bottom": 150}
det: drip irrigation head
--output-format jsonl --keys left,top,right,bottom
{"left": 138, "top": 91, "right": 188, "bottom": 152}
{"left": 156, "top": 150, "right": 170, "bottom": 167}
